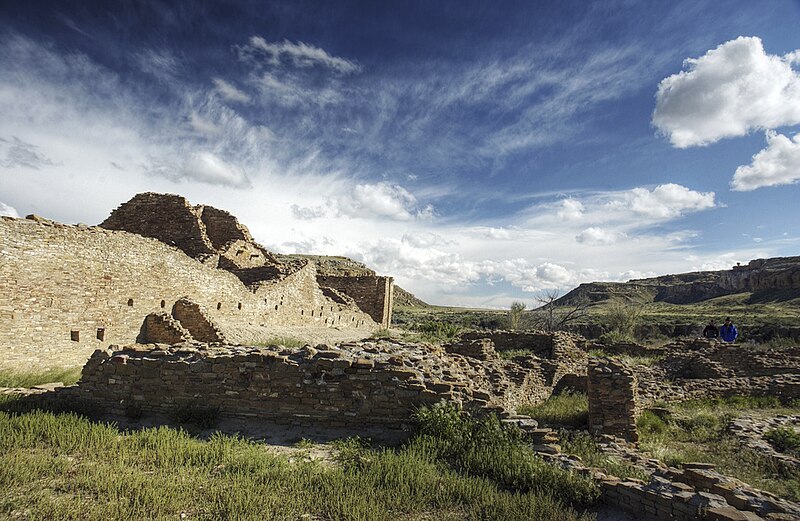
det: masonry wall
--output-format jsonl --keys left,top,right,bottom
{"left": 0, "top": 217, "right": 374, "bottom": 369}
{"left": 317, "top": 275, "right": 394, "bottom": 328}
{"left": 587, "top": 357, "right": 639, "bottom": 442}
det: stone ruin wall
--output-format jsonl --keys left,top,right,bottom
{"left": 63, "top": 336, "right": 555, "bottom": 428}
{"left": 587, "top": 341, "right": 800, "bottom": 441}
{"left": 0, "top": 217, "right": 374, "bottom": 370}
{"left": 316, "top": 275, "right": 394, "bottom": 328}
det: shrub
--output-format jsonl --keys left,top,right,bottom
{"left": 765, "top": 428, "right": 800, "bottom": 456}
{"left": 508, "top": 301, "right": 527, "bottom": 330}
{"left": 599, "top": 299, "right": 642, "bottom": 343}
{"left": 412, "top": 402, "right": 600, "bottom": 507}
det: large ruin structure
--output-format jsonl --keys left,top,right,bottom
{"left": 0, "top": 193, "right": 393, "bottom": 369}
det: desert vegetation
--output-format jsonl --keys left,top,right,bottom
{"left": 637, "top": 396, "right": 800, "bottom": 500}
{"left": 0, "top": 397, "right": 600, "bottom": 520}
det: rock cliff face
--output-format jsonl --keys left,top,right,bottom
{"left": 556, "top": 256, "right": 800, "bottom": 306}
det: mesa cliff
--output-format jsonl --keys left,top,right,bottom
{"left": 555, "top": 256, "right": 800, "bottom": 306}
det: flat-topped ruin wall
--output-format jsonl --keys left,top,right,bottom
{"left": 0, "top": 217, "right": 373, "bottom": 369}
{"left": 64, "top": 336, "right": 555, "bottom": 428}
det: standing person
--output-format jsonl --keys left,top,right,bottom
{"left": 702, "top": 321, "right": 719, "bottom": 339}
{"left": 719, "top": 317, "right": 738, "bottom": 343}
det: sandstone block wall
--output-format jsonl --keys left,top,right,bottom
{"left": 68, "top": 337, "right": 545, "bottom": 427}
{"left": 317, "top": 275, "right": 394, "bottom": 328}
{"left": 587, "top": 357, "right": 639, "bottom": 442}
{"left": 0, "top": 217, "right": 374, "bottom": 369}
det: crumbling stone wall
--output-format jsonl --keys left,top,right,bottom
{"left": 0, "top": 217, "right": 374, "bottom": 369}
{"left": 100, "top": 193, "right": 394, "bottom": 325}
{"left": 460, "top": 330, "right": 589, "bottom": 397}
{"left": 587, "top": 357, "right": 639, "bottom": 442}
{"left": 69, "top": 338, "right": 543, "bottom": 427}
{"left": 171, "top": 298, "right": 226, "bottom": 343}
{"left": 317, "top": 275, "right": 394, "bottom": 328}
{"left": 636, "top": 341, "right": 800, "bottom": 406}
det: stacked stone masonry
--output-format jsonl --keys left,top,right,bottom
{"left": 0, "top": 209, "right": 377, "bottom": 369}
{"left": 64, "top": 336, "right": 559, "bottom": 428}
{"left": 587, "top": 357, "right": 639, "bottom": 442}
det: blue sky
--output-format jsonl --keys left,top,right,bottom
{"left": 1, "top": 0, "right": 799, "bottom": 307}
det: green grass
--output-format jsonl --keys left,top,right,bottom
{"left": 559, "top": 431, "right": 649, "bottom": 481}
{"left": 764, "top": 428, "right": 800, "bottom": 457}
{"left": 518, "top": 393, "right": 589, "bottom": 430}
{"left": 0, "top": 367, "right": 82, "bottom": 388}
{"left": 0, "top": 400, "right": 598, "bottom": 520}
{"left": 636, "top": 397, "right": 800, "bottom": 500}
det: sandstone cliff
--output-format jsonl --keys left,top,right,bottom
{"left": 556, "top": 256, "right": 800, "bottom": 306}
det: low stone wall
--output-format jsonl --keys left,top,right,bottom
{"left": 587, "top": 357, "right": 639, "bottom": 442}
{"left": 66, "top": 337, "right": 550, "bottom": 428}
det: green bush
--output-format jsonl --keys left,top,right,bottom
{"left": 409, "top": 320, "right": 463, "bottom": 343}
{"left": 765, "top": 428, "right": 800, "bottom": 456}
{"left": 599, "top": 299, "right": 642, "bottom": 343}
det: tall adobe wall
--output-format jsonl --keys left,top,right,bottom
{"left": 0, "top": 217, "right": 374, "bottom": 370}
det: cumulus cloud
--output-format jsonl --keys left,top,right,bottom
{"left": 732, "top": 131, "right": 800, "bottom": 191}
{"left": 618, "top": 183, "right": 716, "bottom": 219}
{"left": 556, "top": 199, "right": 584, "bottom": 221}
{"left": 212, "top": 78, "right": 251, "bottom": 103}
{"left": 238, "top": 37, "right": 361, "bottom": 74}
{"left": 653, "top": 36, "right": 800, "bottom": 148}
{"left": 0, "top": 201, "right": 19, "bottom": 217}
{"left": 337, "top": 182, "right": 432, "bottom": 221}
{"left": 575, "top": 227, "right": 620, "bottom": 245}
{"left": 0, "top": 136, "right": 58, "bottom": 169}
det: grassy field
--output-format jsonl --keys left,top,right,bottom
{"left": 637, "top": 396, "right": 800, "bottom": 500}
{"left": 0, "top": 398, "right": 600, "bottom": 521}
{"left": 393, "top": 291, "right": 800, "bottom": 340}
{"left": 0, "top": 367, "right": 82, "bottom": 388}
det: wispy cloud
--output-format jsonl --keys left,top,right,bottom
{"left": 212, "top": 78, "right": 251, "bottom": 103}
{"left": 0, "top": 136, "right": 58, "bottom": 169}
{"left": 237, "top": 37, "right": 361, "bottom": 74}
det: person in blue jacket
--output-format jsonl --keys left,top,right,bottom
{"left": 719, "top": 317, "right": 738, "bottom": 343}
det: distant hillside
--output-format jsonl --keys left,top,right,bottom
{"left": 556, "top": 256, "right": 800, "bottom": 307}
{"left": 394, "top": 286, "right": 430, "bottom": 307}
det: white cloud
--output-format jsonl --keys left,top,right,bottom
{"left": 212, "top": 78, "right": 251, "bottom": 103}
{"left": 0, "top": 201, "right": 19, "bottom": 218}
{"left": 621, "top": 183, "right": 716, "bottom": 219}
{"left": 146, "top": 152, "right": 250, "bottom": 188}
{"left": 732, "top": 131, "right": 800, "bottom": 191}
{"left": 337, "top": 182, "right": 430, "bottom": 221}
{"left": 575, "top": 227, "right": 620, "bottom": 245}
{"left": 238, "top": 37, "right": 361, "bottom": 74}
{"left": 556, "top": 199, "right": 584, "bottom": 221}
{"left": 653, "top": 36, "right": 800, "bottom": 148}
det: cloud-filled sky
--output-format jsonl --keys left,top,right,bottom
{"left": 0, "top": 0, "right": 798, "bottom": 307}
